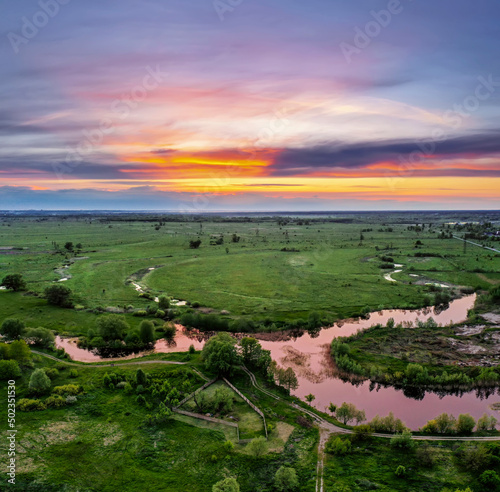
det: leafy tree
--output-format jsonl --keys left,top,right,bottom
{"left": 274, "top": 466, "right": 299, "bottom": 491}
{"left": 457, "top": 414, "right": 476, "bottom": 434}
{"left": 44, "top": 284, "right": 72, "bottom": 307}
{"left": 435, "top": 413, "right": 457, "bottom": 434}
{"left": 202, "top": 332, "right": 240, "bottom": 376}
{"left": 29, "top": 368, "right": 51, "bottom": 394}
{"left": 0, "top": 318, "right": 25, "bottom": 340}
{"left": 280, "top": 367, "right": 298, "bottom": 392}
{"left": 9, "top": 340, "right": 33, "bottom": 367}
{"left": 158, "top": 295, "right": 170, "bottom": 310}
{"left": 477, "top": 413, "right": 498, "bottom": 431}
{"left": 328, "top": 402, "right": 337, "bottom": 414}
{"left": 1, "top": 273, "right": 27, "bottom": 291}
{"left": 479, "top": 470, "right": 500, "bottom": 491}
{"left": 24, "top": 327, "right": 55, "bottom": 348}
{"left": 305, "top": 393, "right": 315, "bottom": 403}
{"left": 163, "top": 322, "right": 176, "bottom": 340}
{"left": 0, "top": 360, "right": 21, "bottom": 380}
{"left": 64, "top": 241, "right": 74, "bottom": 251}
{"left": 390, "top": 430, "right": 414, "bottom": 450}
{"left": 239, "top": 337, "right": 262, "bottom": 366}
{"left": 457, "top": 443, "right": 492, "bottom": 471}
{"left": 96, "top": 315, "right": 129, "bottom": 341}
{"left": 212, "top": 478, "right": 240, "bottom": 492}
{"left": 139, "top": 320, "right": 155, "bottom": 344}
{"left": 336, "top": 402, "right": 365, "bottom": 425}
{"left": 325, "top": 436, "right": 352, "bottom": 455}
{"left": 246, "top": 436, "right": 267, "bottom": 457}
{"left": 189, "top": 239, "right": 201, "bottom": 249}
{"left": 352, "top": 424, "right": 372, "bottom": 441}
{"left": 136, "top": 369, "right": 147, "bottom": 387}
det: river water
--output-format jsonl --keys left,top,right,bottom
{"left": 56, "top": 294, "right": 500, "bottom": 429}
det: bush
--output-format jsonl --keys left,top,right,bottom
{"left": 66, "top": 395, "right": 77, "bottom": 405}
{"left": 44, "top": 284, "right": 72, "bottom": 307}
{"left": 158, "top": 296, "right": 170, "bottom": 310}
{"left": 274, "top": 466, "right": 299, "bottom": 491}
{"left": 0, "top": 318, "right": 25, "bottom": 340}
{"left": 96, "top": 315, "right": 129, "bottom": 341}
{"left": 325, "top": 436, "right": 352, "bottom": 455}
{"left": 133, "top": 310, "right": 147, "bottom": 317}
{"left": 0, "top": 360, "right": 21, "bottom": 380}
{"left": 116, "top": 381, "right": 127, "bottom": 389}
{"left": 69, "top": 369, "right": 78, "bottom": 378}
{"left": 479, "top": 470, "right": 500, "bottom": 490}
{"left": 43, "top": 368, "right": 59, "bottom": 380}
{"left": 17, "top": 398, "right": 46, "bottom": 411}
{"left": 212, "top": 477, "right": 240, "bottom": 492}
{"left": 1, "top": 273, "right": 27, "bottom": 291}
{"left": 45, "top": 395, "right": 66, "bottom": 408}
{"left": 395, "top": 465, "right": 406, "bottom": 477}
{"left": 29, "top": 368, "right": 52, "bottom": 395}
{"left": 52, "top": 384, "right": 83, "bottom": 396}
{"left": 24, "top": 327, "right": 55, "bottom": 348}
{"left": 246, "top": 436, "right": 267, "bottom": 457}
{"left": 457, "top": 414, "right": 476, "bottom": 434}
{"left": 390, "top": 430, "right": 414, "bottom": 450}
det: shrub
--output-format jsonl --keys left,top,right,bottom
{"left": 0, "top": 360, "right": 21, "bottom": 380}
{"left": 390, "top": 430, "right": 414, "bottom": 450}
{"left": 479, "top": 470, "right": 500, "bottom": 490}
{"left": 45, "top": 395, "right": 66, "bottom": 408}
{"left": 17, "top": 398, "right": 46, "bottom": 411}
{"left": 29, "top": 368, "right": 51, "bottom": 395}
{"left": 52, "top": 384, "right": 83, "bottom": 396}
{"left": 69, "top": 369, "right": 78, "bottom": 378}
{"left": 44, "top": 284, "right": 72, "bottom": 307}
{"left": 116, "top": 381, "right": 127, "bottom": 389}
{"left": 0, "top": 318, "right": 25, "bottom": 340}
{"left": 1, "top": 273, "right": 27, "bottom": 291}
{"left": 43, "top": 368, "right": 59, "bottom": 380}
{"left": 212, "top": 478, "right": 240, "bottom": 492}
{"left": 133, "top": 310, "right": 147, "bottom": 317}
{"left": 66, "top": 395, "right": 77, "bottom": 405}
{"left": 395, "top": 465, "right": 406, "bottom": 477}
{"left": 246, "top": 436, "right": 267, "bottom": 457}
{"left": 274, "top": 466, "right": 299, "bottom": 491}
{"left": 325, "top": 436, "right": 352, "bottom": 455}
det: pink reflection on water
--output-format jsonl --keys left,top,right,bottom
{"left": 56, "top": 295, "right": 500, "bottom": 428}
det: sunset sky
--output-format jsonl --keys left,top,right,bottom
{"left": 1, "top": 0, "right": 500, "bottom": 211}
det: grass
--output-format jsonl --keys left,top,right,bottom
{"left": 323, "top": 434, "right": 496, "bottom": 491}
{"left": 0, "top": 357, "right": 318, "bottom": 491}
{"left": 2, "top": 213, "right": 500, "bottom": 335}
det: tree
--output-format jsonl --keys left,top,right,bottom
{"left": 1, "top": 273, "right": 26, "bottom": 292}
{"left": 189, "top": 239, "right": 201, "bottom": 249}
{"left": 158, "top": 295, "right": 170, "bottom": 310}
{"left": 325, "top": 436, "right": 351, "bottom": 455}
{"left": 9, "top": 340, "right": 33, "bottom": 367}
{"left": 96, "top": 315, "right": 129, "bottom": 341}
{"left": 390, "top": 430, "right": 414, "bottom": 450}
{"left": 305, "top": 394, "right": 315, "bottom": 404}
{"left": 24, "top": 327, "right": 55, "bottom": 348}
{"left": 280, "top": 367, "right": 298, "bottom": 392}
{"left": 246, "top": 436, "right": 267, "bottom": 457}
{"left": 0, "top": 318, "right": 25, "bottom": 340}
{"left": 479, "top": 470, "right": 500, "bottom": 490}
{"left": 136, "top": 369, "right": 147, "bottom": 387}
{"left": 44, "top": 284, "right": 72, "bottom": 307}
{"left": 0, "top": 360, "right": 21, "bottom": 380}
{"left": 201, "top": 332, "right": 240, "bottom": 376}
{"left": 139, "top": 320, "right": 155, "bottom": 344}
{"left": 336, "top": 402, "right": 364, "bottom": 425}
{"left": 212, "top": 478, "right": 240, "bottom": 492}
{"left": 457, "top": 414, "right": 476, "bottom": 435}
{"left": 477, "top": 413, "right": 498, "bottom": 431}
{"left": 274, "top": 466, "right": 299, "bottom": 491}
{"left": 29, "top": 368, "right": 51, "bottom": 394}
{"left": 239, "top": 337, "right": 262, "bottom": 366}
{"left": 435, "top": 413, "right": 456, "bottom": 434}
{"left": 64, "top": 241, "right": 73, "bottom": 251}
{"left": 163, "top": 322, "right": 176, "bottom": 340}
{"left": 328, "top": 402, "right": 337, "bottom": 415}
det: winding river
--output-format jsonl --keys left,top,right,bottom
{"left": 56, "top": 294, "right": 500, "bottom": 429}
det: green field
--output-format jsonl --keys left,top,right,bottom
{"left": 1, "top": 212, "right": 499, "bottom": 335}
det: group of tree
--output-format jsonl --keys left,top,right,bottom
{"left": 268, "top": 361, "right": 298, "bottom": 392}
{"left": 1, "top": 273, "right": 27, "bottom": 292}
{"left": 0, "top": 339, "right": 33, "bottom": 380}
{"left": 334, "top": 402, "right": 366, "bottom": 425}
{"left": 0, "top": 317, "right": 55, "bottom": 348}
{"left": 421, "top": 412, "right": 497, "bottom": 435}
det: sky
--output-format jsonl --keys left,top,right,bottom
{"left": 1, "top": 0, "right": 500, "bottom": 211}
